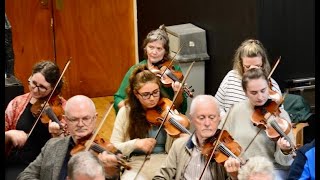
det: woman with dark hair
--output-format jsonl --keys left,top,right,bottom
{"left": 5, "top": 60, "right": 67, "bottom": 179}
{"left": 111, "top": 64, "right": 186, "bottom": 179}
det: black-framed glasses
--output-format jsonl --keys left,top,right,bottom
{"left": 65, "top": 115, "right": 95, "bottom": 126}
{"left": 137, "top": 88, "right": 160, "bottom": 100}
{"left": 28, "top": 77, "right": 51, "bottom": 92}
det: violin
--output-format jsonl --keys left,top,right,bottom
{"left": 150, "top": 60, "right": 194, "bottom": 98}
{"left": 202, "top": 129, "right": 244, "bottom": 165}
{"left": 146, "top": 97, "right": 192, "bottom": 137}
{"left": 70, "top": 134, "right": 131, "bottom": 171}
{"left": 30, "top": 95, "right": 64, "bottom": 127}
{"left": 251, "top": 99, "right": 296, "bottom": 152}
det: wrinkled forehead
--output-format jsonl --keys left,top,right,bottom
{"left": 192, "top": 101, "right": 219, "bottom": 116}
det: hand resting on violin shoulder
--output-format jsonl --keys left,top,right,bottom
{"left": 134, "top": 138, "right": 156, "bottom": 154}
{"left": 5, "top": 129, "right": 28, "bottom": 148}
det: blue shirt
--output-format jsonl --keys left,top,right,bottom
{"left": 287, "top": 139, "right": 315, "bottom": 180}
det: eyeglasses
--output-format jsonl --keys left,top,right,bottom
{"left": 28, "top": 77, "right": 51, "bottom": 92}
{"left": 137, "top": 88, "right": 160, "bottom": 100}
{"left": 65, "top": 115, "right": 95, "bottom": 126}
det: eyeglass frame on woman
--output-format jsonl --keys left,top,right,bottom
{"left": 64, "top": 115, "right": 95, "bottom": 126}
{"left": 28, "top": 76, "right": 51, "bottom": 92}
{"left": 136, "top": 88, "right": 160, "bottom": 100}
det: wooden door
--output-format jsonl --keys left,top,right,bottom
{"left": 53, "top": 0, "right": 137, "bottom": 98}
{"left": 5, "top": 0, "right": 55, "bottom": 92}
{"left": 5, "top": 0, "right": 137, "bottom": 99}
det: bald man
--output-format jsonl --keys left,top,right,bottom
{"left": 18, "top": 95, "right": 121, "bottom": 180}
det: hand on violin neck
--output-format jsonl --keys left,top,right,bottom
{"left": 48, "top": 120, "right": 65, "bottom": 137}
{"left": 98, "top": 151, "right": 119, "bottom": 167}
{"left": 171, "top": 81, "right": 183, "bottom": 93}
{"left": 224, "top": 157, "right": 241, "bottom": 178}
{"left": 277, "top": 137, "right": 292, "bottom": 152}
{"left": 98, "top": 151, "right": 121, "bottom": 179}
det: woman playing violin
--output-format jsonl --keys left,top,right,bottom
{"left": 111, "top": 64, "right": 187, "bottom": 179}
{"left": 215, "top": 39, "right": 282, "bottom": 118}
{"left": 154, "top": 95, "right": 238, "bottom": 180}
{"left": 221, "top": 68, "right": 295, "bottom": 180}
{"left": 114, "top": 25, "right": 188, "bottom": 115}
{"left": 5, "top": 60, "right": 66, "bottom": 179}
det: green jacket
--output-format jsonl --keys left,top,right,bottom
{"left": 113, "top": 60, "right": 188, "bottom": 114}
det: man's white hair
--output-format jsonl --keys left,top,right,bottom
{"left": 238, "top": 156, "right": 275, "bottom": 180}
{"left": 189, "top": 94, "right": 220, "bottom": 116}
{"left": 67, "top": 151, "right": 105, "bottom": 179}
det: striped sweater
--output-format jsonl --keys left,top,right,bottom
{"left": 215, "top": 70, "right": 282, "bottom": 117}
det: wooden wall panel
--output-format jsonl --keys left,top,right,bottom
{"left": 5, "top": 0, "right": 55, "bottom": 92}
{"left": 53, "top": 0, "right": 136, "bottom": 99}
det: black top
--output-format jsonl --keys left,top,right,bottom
{"left": 6, "top": 103, "right": 51, "bottom": 165}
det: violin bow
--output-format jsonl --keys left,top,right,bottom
{"left": 199, "top": 104, "right": 233, "bottom": 180}
{"left": 84, "top": 103, "right": 114, "bottom": 151}
{"left": 133, "top": 61, "right": 195, "bottom": 180}
{"left": 27, "top": 58, "right": 71, "bottom": 139}
{"left": 268, "top": 56, "right": 281, "bottom": 80}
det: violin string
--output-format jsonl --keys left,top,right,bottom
{"left": 91, "top": 143, "right": 104, "bottom": 153}
{"left": 90, "top": 142, "right": 131, "bottom": 170}
{"left": 155, "top": 103, "right": 191, "bottom": 135}
{"left": 269, "top": 119, "right": 296, "bottom": 150}
{"left": 218, "top": 143, "right": 241, "bottom": 162}
{"left": 168, "top": 115, "right": 192, "bottom": 135}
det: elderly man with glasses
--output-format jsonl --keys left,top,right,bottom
{"left": 18, "top": 95, "right": 123, "bottom": 180}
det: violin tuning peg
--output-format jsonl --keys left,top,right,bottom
{"left": 189, "top": 85, "right": 192, "bottom": 88}
{"left": 191, "top": 89, "right": 195, "bottom": 92}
